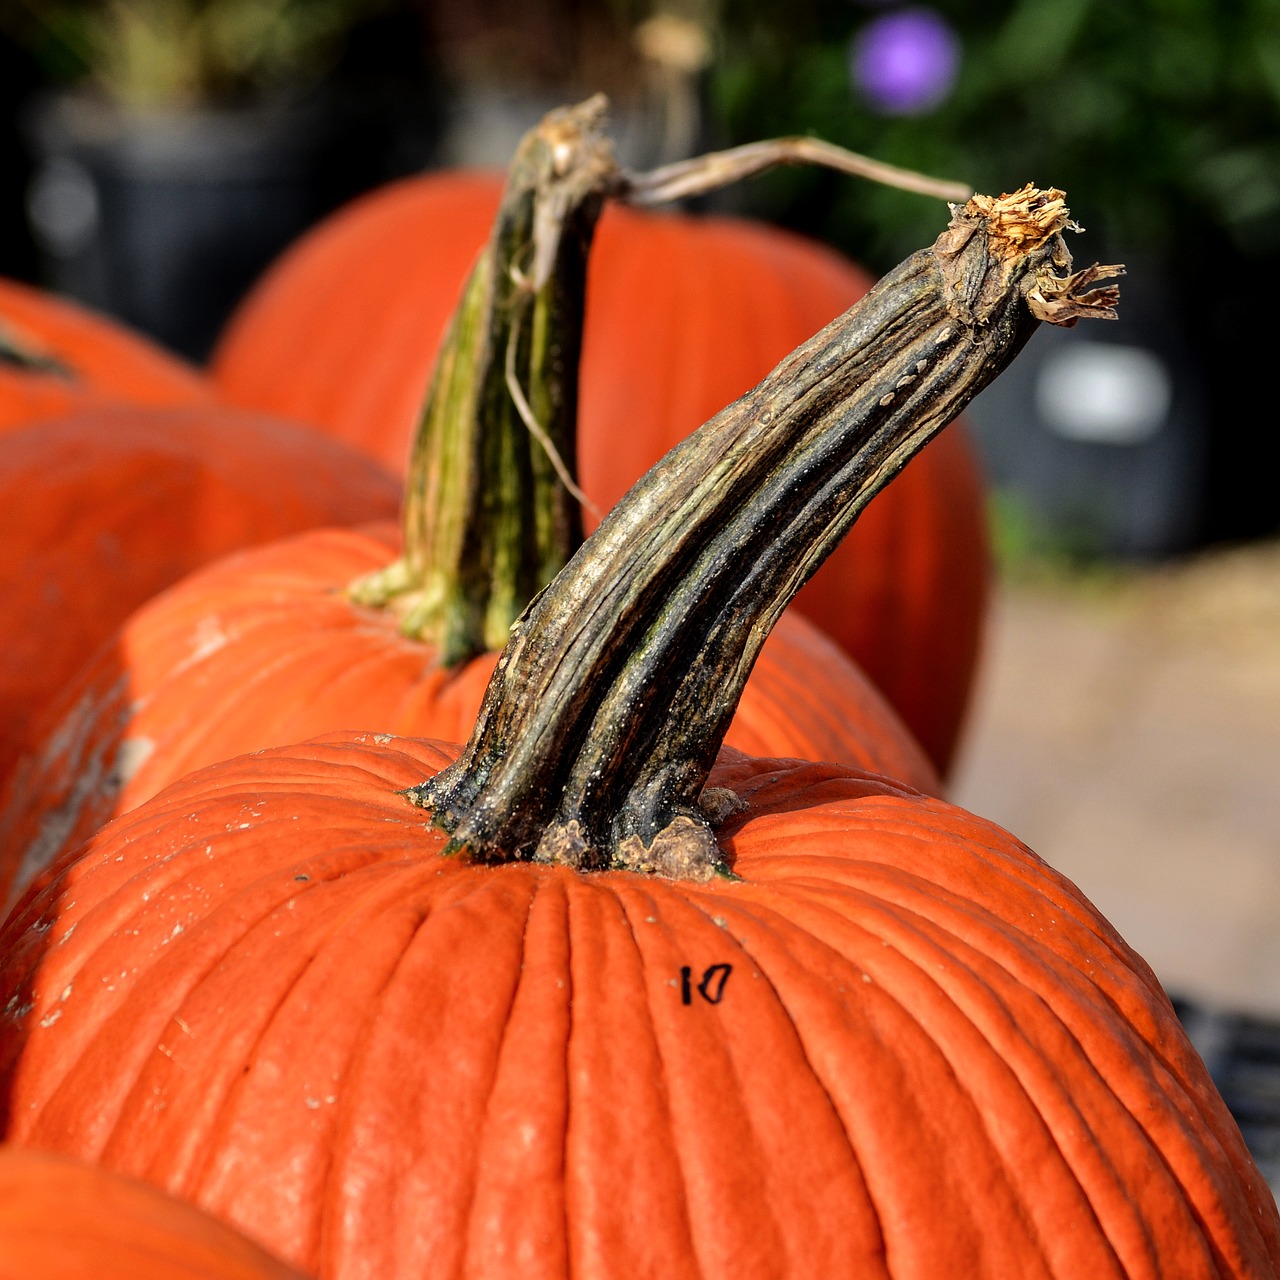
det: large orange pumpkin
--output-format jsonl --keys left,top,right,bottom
{"left": 0, "top": 1146, "right": 308, "bottom": 1279}
{"left": 0, "top": 277, "right": 211, "bottom": 431}
{"left": 1, "top": 733, "right": 1275, "bottom": 1278}
{"left": 210, "top": 168, "right": 989, "bottom": 777}
{"left": 0, "top": 523, "right": 937, "bottom": 909}
{"left": 0, "top": 405, "right": 399, "bottom": 786}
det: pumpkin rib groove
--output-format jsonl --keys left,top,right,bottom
{"left": 321, "top": 869, "right": 545, "bottom": 1279}
{"left": 758, "top": 865, "right": 1196, "bottom": 1117}
{"left": 11, "top": 875, "right": 291, "bottom": 1152}
{"left": 691, "top": 887, "right": 1039, "bottom": 1275}
{"left": 560, "top": 874, "right": 703, "bottom": 1278}
{"left": 610, "top": 881, "right": 802, "bottom": 1277}
{"left": 757, "top": 849, "right": 1201, "bottom": 1112}
{"left": 688, "top": 883, "right": 1091, "bottom": 1276}
{"left": 721, "top": 834, "right": 1187, "bottom": 1182}
{"left": 122, "top": 869, "right": 381, "bottom": 1186}
{"left": 654, "top": 883, "right": 893, "bottom": 1277}
{"left": 725, "top": 877, "right": 1245, "bottom": 1274}
{"left": 730, "top": 803, "right": 1142, "bottom": 981}
{"left": 457, "top": 872, "right": 574, "bottom": 1279}
{"left": 557, "top": 877, "right": 576, "bottom": 1280}
{"left": 16, "top": 845, "right": 400, "bottom": 1156}
{"left": 106, "top": 849, "right": 484, "bottom": 1258}
{"left": 689, "top": 885, "right": 1161, "bottom": 1277}
{"left": 455, "top": 874, "right": 545, "bottom": 1261}
{"left": 192, "top": 860, "right": 484, "bottom": 1273}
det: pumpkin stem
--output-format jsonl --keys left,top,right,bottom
{"left": 349, "top": 93, "right": 972, "bottom": 666}
{"left": 410, "top": 186, "right": 1122, "bottom": 879}
{"left": 348, "top": 96, "right": 613, "bottom": 663}
{"left": 619, "top": 135, "right": 972, "bottom": 206}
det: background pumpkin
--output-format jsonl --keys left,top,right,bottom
{"left": 0, "top": 404, "right": 399, "bottom": 787}
{"left": 209, "top": 170, "right": 990, "bottom": 777}
{"left": 0, "top": 1146, "right": 309, "bottom": 1279}
{"left": 0, "top": 277, "right": 211, "bottom": 431}
{"left": 0, "top": 521, "right": 938, "bottom": 910}
{"left": 0, "top": 732, "right": 1275, "bottom": 1279}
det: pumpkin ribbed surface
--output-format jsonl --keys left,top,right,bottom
{"left": 0, "top": 1146, "right": 308, "bottom": 1278}
{"left": 1, "top": 735, "right": 1275, "bottom": 1279}
{"left": 0, "top": 524, "right": 937, "bottom": 908}
{"left": 0, "top": 407, "right": 400, "bottom": 786}
{"left": 0, "top": 277, "right": 211, "bottom": 431}
{"left": 211, "top": 173, "right": 989, "bottom": 776}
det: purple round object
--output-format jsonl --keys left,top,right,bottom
{"left": 851, "top": 8, "right": 960, "bottom": 115}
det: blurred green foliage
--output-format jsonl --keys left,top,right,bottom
{"left": 705, "top": 0, "right": 1280, "bottom": 273}
{"left": 4, "top": 0, "right": 391, "bottom": 107}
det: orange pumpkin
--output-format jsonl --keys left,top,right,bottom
{"left": 0, "top": 1146, "right": 308, "bottom": 1278}
{"left": 0, "top": 277, "right": 211, "bottom": 430}
{"left": 1, "top": 733, "right": 1275, "bottom": 1278}
{"left": 0, "top": 405, "right": 399, "bottom": 786}
{"left": 0, "top": 522, "right": 937, "bottom": 908}
{"left": 211, "top": 169, "right": 989, "bottom": 777}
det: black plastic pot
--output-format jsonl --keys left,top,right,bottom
{"left": 22, "top": 92, "right": 347, "bottom": 361}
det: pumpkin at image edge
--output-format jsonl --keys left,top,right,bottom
{"left": 0, "top": 404, "right": 400, "bottom": 787}
{"left": 0, "top": 1145, "right": 308, "bottom": 1279}
{"left": 210, "top": 168, "right": 990, "bottom": 778}
{"left": 0, "top": 276, "right": 212, "bottom": 431}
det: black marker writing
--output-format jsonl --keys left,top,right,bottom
{"left": 680, "top": 963, "right": 733, "bottom": 1005}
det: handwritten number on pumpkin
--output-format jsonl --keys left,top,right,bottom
{"left": 680, "top": 963, "right": 732, "bottom": 1005}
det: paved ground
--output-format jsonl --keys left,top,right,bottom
{"left": 950, "top": 536, "right": 1280, "bottom": 1018}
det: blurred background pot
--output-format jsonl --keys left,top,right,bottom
{"left": 963, "top": 254, "right": 1208, "bottom": 559}
{"left": 23, "top": 90, "right": 340, "bottom": 361}
{"left": 5, "top": 0, "right": 446, "bottom": 360}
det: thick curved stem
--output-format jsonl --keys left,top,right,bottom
{"left": 412, "top": 187, "right": 1122, "bottom": 879}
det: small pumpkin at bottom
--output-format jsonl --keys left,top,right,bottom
{"left": 0, "top": 1145, "right": 308, "bottom": 1279}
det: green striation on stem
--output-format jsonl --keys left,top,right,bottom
{"left": 348, "top": 96, "right": 615, "bottom": 664}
